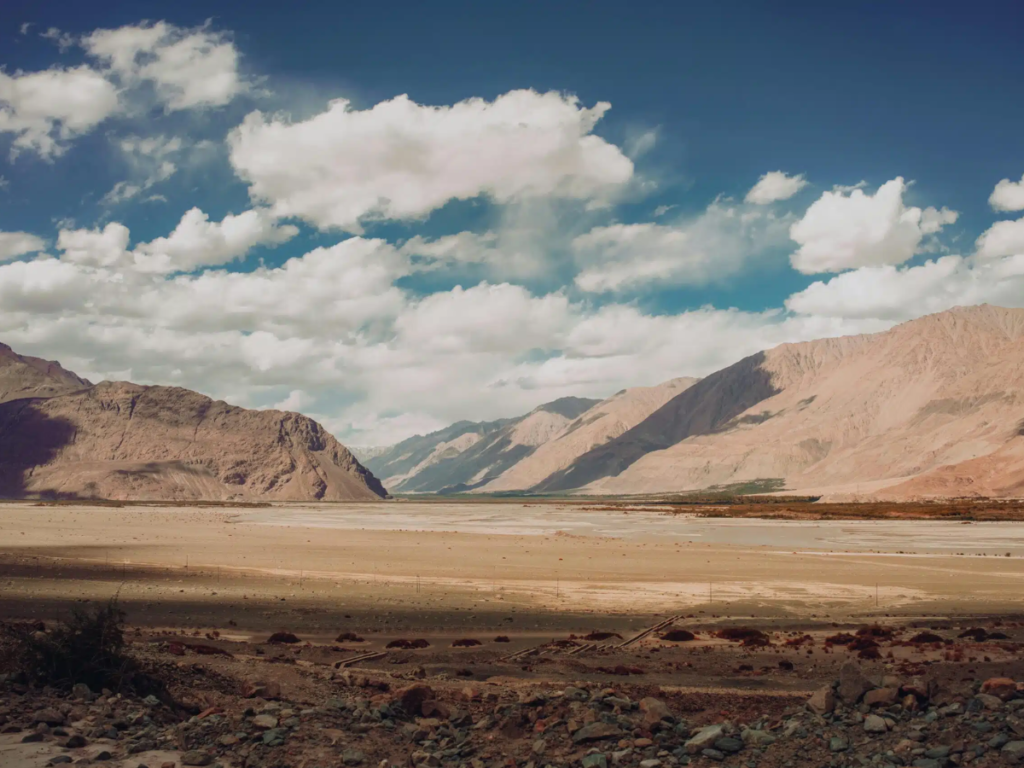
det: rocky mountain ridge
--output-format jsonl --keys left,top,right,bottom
{"left": 0, "top": 343, "right": 386, "bottom": 501}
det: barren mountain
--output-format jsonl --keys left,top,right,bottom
{"left": 539, "top": 304, "right": 1024, "bottom": 499}
{"left": 480, "top": 377, "right": 699, "bottom": 492}
{"left": 0, "top": 343, "right": 91, "bottom": 403}
{"left": 363, "top": 397, "right": 600, "bottom": 493}
{"left": 0, "top": 347, "right": 386, "bottom": 502}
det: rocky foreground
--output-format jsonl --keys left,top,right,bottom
{"left": 3, "top": 649, "right": 1024, "bottom": 768}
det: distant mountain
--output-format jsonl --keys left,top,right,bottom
{"left": 538, "top": 304, "right": 1024, "bottom": 499}
{"left": 363, "top": 397, "right": 600, "bottom": 493}
{"left": 0, "top": 343, "right": 386, "bottom": 502}
{"left": 480, "top": 378, "right": 699, "bottom": 492}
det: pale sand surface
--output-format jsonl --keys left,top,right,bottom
{"left": 2, "top": 501, "right": 1024, "bottom": 625}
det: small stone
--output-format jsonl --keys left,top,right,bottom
{"left": 342, "top": 750, "right": 365, "bottom": 765}
{"left": 701, "top": 748, "right": 725, "bottom": 761}
{"left": 713, "top": 737, "right": 743, "bottom": 754}
{"left": 64, "top": 735, "right": 87, "bottom": 748}
{"left": 48, "top": 758, "right": 73, "bottom": 766}
{"left": 807, "top": 686, "right": 836, "bottom": 715}
{"left": 982, "top": 677, "right": 1018, "bottom": 701}
{"left": 686, "top": 724, "right": 725, "bottom": 754}
{"left": 180, "top": 752, "right": 213, "bottom": 767}
{"left": 829, "top": 736, "right": 849, "bottom": 752}
{"left": 1003, "top": 741, "right": 1024, "bottom": 761}
{"left": 639, "top": 761, "right": 661, "bottom": 768}
{"left": 640, "top": 697, "right": 674, "bottom": 727}
{"left": 863, "top": 714, "right": 887, "bottom": 733}
{"left": 974, "top": 693, "right": 1004, "bottom": 710}
{"left": 863, "top": 688, "right": 899, "bottom": 707}
{"left": 574, "top": 722, "right": 623, "bottom": 743}
{"left": 252, "top": 714, "right": 278, "bottom": 729}
{"left": 582, "top": 755, "right": 608, "bottom": 768}
{"left": 924, "top": 746, "right": 950, "bottom": 759}
{"left": 838, "top": 662, "right": 872, "bottom": 704}
{"left": 21, "top": 732, "right": 44, "bottom": 743}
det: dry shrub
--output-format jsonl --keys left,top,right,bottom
{"left": 451, "top": 638, "right": 482, "bottom": 648}
{"left": 493, "top": 636, "right": 511, "bottom": 643}
{"left": 660, "top": 629, "right": 696, "bottom": 642}
{"left": 825, "top": 633, "right": 856, "bottom": 646}
{"left": 335, "top": 632, "right": 365, "bottom": 642}
{"left": 582, "top": 631, "right": 622, "bottom": 641}
{"left": 909, "top": 632, "right": 943, "bottom": 644}
{"left": 386, "top": 638, "right": 430, "bottom": 649}
{"left": 0, "top": 599, "right": 161, "bottom": 696}
{"left": 267, "top": 632, "right": 300, "bottom": 644}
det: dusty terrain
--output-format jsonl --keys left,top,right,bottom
{"left": 3, "top": 500, "right": 1024, "bottom": 766}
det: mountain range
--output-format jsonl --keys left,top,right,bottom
{"left": 363, "top": 305, "right": 1024, "bottom": 499}
{"left": 0, "top": 343, "right": 386, "bottom": 501}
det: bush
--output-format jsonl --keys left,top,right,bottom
{"left": 1, "top": 599, "right": 159, "bottom": 694}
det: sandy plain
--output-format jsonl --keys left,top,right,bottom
{"left": 2, "top": 499, "right": 1024, "bottom": 638}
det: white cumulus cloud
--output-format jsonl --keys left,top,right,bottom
{"left": 990, "top": 174, "right": 1024, "bottom": 213}
{"left": 975, "top": 216, "right": 1024, "bottom": 261}
{"left": 789, "top": 177, "right": 958, "bottom": 274}
{"left": 133, "top": 207, "right": 298, "bottom": 273}
{"left": 745, "top": 171, "right": 808, "bottom": 205}
{"left": 83, "top": 21, "right": 247, "bottom": 111}
{"left": 0, "top": 65, "right": 120, "bottom": 158}
{"left": 0, "top": 231, "right": 47, "bottom": 261}
{"left": 572, "top": 201, "right": 791, "bottom": 292}
{"left": 228, "top": 89, "right": 634, "bottom": 232}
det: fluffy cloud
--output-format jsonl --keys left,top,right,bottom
{"left": 990, "top": 174, "right": 1024, "bottom": 212}
{"left": 57, "top": 223, "right": 131, "bottom": 267}
{"left": 0, "top": 231, "right": 46, "bottom": 261}
{"left": 394, "top": 283, "right": 573, "bottom": 354}
{"left": 786, "top": 254, "right": 1024, "bottom": 321}
{"left": 745, "top": 171, "right": 807, "bottom": 205}
{"left": 83, "top": 21, "right": 247, "bottom": 110}
{"left": 975, "top": 216, "right": 1024, "bottom": 261}
{"left": 228, "top": 89, "right": 634, "bottom": 231}
{"left": 133, "top": 208, "right": 298, "bottom": 273}
{"left": 789, "top": 177, "right": 958, "bottom": 274}
{"left": 0, "top": 66, "right": 120, "bottom": 158}
{"left": 572, "top": 201, "right": 791, "bottom": 292}
{"left": 55, "top": 209, "right": 296, "bottom": 274}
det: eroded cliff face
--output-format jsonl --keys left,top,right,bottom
{"left": 0, "top": 351, "right": 386, "bottom": 501}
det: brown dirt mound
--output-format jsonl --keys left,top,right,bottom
{"left": 386, "top": 638, "right": 430, "bottom": 649}
{"left": 909, "top": 632, "right": 944, "bottom": 644}
{"left": 451, "top": 638, "right": 482, "bottom": 648}
{"left": 493, "top": 636, "right": 510, "bottom": 643}
{"left": 335, "top": 632, "right": 365, "bottom": 642}
{"left": 660, "top": 629, "right": 696, "bottom": 642}
{"left": 717, "top": 627, "right": 770, "bottom": 647}
{"left": 267, "top": 632, "right": 300, "bottom": 644}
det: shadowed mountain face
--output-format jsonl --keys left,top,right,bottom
{"left": 363, "top": 396, "right": 600, "bottom": 493}
{"left": 533, "top": 353, "right": 778, "bottom": 492}
{"left": 0, "top": 344, "right": 386, "bottom": 502}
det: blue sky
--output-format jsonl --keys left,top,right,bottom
{"left": 1, "top": 2, "right": 1023, "bottom": 445}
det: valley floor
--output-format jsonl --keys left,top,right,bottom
{"left": 3, "top": 500, "right": 1024, "bottom": 767}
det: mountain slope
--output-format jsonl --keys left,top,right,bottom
{"left": 0, "top": 343, "right": 91, "bottom": 403}
{"left": 364, "top": 397, "right": 600, "bottom": 493}
{"left": 480, "top": 377, "right": 699, "bottom": 492}
{"left": 545, "top": 304, "right": 1024, "bottom": 498}
{"left": 0, "top": 346, "right": 386, "bottom": 502}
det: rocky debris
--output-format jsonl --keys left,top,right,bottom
{"left": 2, "top": 635, "right": 1024, "bottom": 768}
